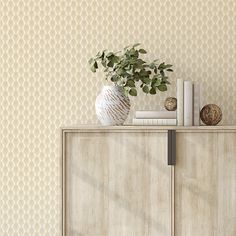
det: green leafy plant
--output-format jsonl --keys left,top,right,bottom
{"left": 89, "top": 44, "right": 173, "bottom": 96}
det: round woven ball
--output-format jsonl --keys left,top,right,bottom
{"left": 164, "top": 97, "right": 177, "bottom": 111}
{"left": 200, "top": 104, "right": 222, "bottom": 125}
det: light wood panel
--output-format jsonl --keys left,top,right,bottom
{"left": 175, "top": 132, "right": 236, "bottom": 236}
{"left": 64, "top": 131, "right": 172, "bottom": 236}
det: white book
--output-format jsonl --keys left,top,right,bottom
{"left": 184, "top": 80, "right": 193, "bottom": 126}
{"left": 193, "top": 83, "right": 200, "bottom": 126}
{"left": 133, "top": 118, "right": 177, "bottom": 126}
{"left": 177, "top": 79, "right": 184, "bottom": 126}
{"left": 135, "top": 110, "right": 176, "bottom": 119}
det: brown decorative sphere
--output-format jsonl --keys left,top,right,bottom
{"left": 164, "top": 97, "right": 177, "bottom": 111}
{"left": 200, "top": 104, "right": 222, "bottom": 125}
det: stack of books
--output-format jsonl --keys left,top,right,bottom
{"left": 132, "top": 79, "right": 202, "bottom": 126}
{"left": 133, "top": 110, "right": 177, "bottom": 125}
{"left": 177, "top": 79, "right": 202, "bottom": 126}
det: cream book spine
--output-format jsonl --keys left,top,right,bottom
{"left": 193, "top": 83, "right": 200, "bottom": 126}
{"left": 135, "top": 110, "right": 176, "bottom": 119}
{"left": 133, "top": 119, "right": 177, "bottom": 126}
{"left": 184, "top": 80, "right": 193, "bottom": 126}
{"left": 177, "top": 79, "right": 184, "bottom": 126}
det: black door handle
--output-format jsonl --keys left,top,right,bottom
{"left": 168, "top": 130, "right": 176, "bottom": 165}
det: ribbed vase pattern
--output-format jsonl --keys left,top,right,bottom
{"left": 95, "top": 86, "right": 131, "bottom": 126}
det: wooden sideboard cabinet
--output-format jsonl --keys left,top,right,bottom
{"left": 62, "top": 126, "right": 236, "bottom": 236}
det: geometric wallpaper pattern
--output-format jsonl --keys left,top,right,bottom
{"left": 0, "top": 0, "right": 236, "bottom": 235}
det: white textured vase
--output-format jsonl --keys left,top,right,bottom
{"left": 95, "top": 86, "right": 131, "bottom": 126}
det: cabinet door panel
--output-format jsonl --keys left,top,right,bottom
{"left": 175, "top": 132, "right": 236, "bottom": 236}
{"left": 64, "top": 131, "right": 171, "bottom": 236}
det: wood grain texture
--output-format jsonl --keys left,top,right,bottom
{"left": 62, "top": 125, "right": 236, "bottom": 132}
{"left": 175, "top": 132, "right": 236, "bottom": 236}
{"left": 64, "top": 131, "right": 172, "bottom": 236}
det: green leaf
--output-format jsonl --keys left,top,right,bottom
{"left": 107, "top": 60, "right": 114, "bottom": 67}
{"left": 142, "top": 85, "right": 149, "bottom": 93}
{"left": 154, "top": 79, "right": 161, "bottom": 87}
{"left": 123, "top": 88, "right": 129, "bottom": 97}
{"left": 129, "top": 48, "right": 136, "bottom": 55}
{"left": 150, "top": 87, "right": 156, "bottom": 94}
{"left": 101, "top": 59, "right": 106, "bottom": 67}
{"left": 157, "top": 84, "right": 167, "bottom": 92}
{"left": 139, "top": 49, "right": 147, "bottom": 54}
{"left": 158, "top": 63, "right": 173, "bottom": 70}
{"left": 161, "top": 76, "right": 170, "bottom": 83}
{"left": 111, "top": 75, "right": 119, "bottom": 82}
{"left": 162, "top": 77, "right": 171, "bottom": 84}
{"left": 152, "top": 74, "right": 159, "bottom": 79}
{"left": 117, "top": 68, "right": 125, "bottom": 76}
{"left": 129, "top": 88, "right": 137, "bottom": 96}
{"left": 139, "top": 70, "right": 146, "bottom": 76}
{"left": 125, "top": 70, "right": 133, "bottom": 76}
{"left": 88, "top": 58, "right": 94, "bottom": 65}
{"left": 136, "top": 59, "right": 146, "bottom": 65}
{"left": 167, "top": 68, "right": 173, "bottom": 72}
{"left": 95, "top": 51, "right": 102, "bottom": 57}
{"left": 106, "top": 52, "right": 113, "bottom": 57}
{"left": 129, "top": 58, "right": 137, "bottom": 64}
{"left": 116, "top": 68, "right": 129, "bottom": 77}
{"left": 113, "top": 55, "right": 120, "bottom": 63}
{"left": 149, "top": 63, "right": 155, "bottom": 69}
{"left": 124, "top": 45, "right": 132, "bottom": 52}
{"left": 158, "top": 62, "right": 165, "bottom": 70}
{"left": 160, "top": 70, "right": 165, "bottom": 77}
{"left": 140, "top": 69, "right": 151, "bottom": 77}
{"left": 142, "top": 77, "right": 151, "bottom": 84}
{"left": 129, "top": 49, "right": 139, "bottom": 58}
{"left": 133, "top": 73, "right": 140, "bottom": 81}
{"left": 126, "top": 79, "right": 135, "bottom": 87}
{"left": 164, "top": 64, "right": 173, "bottom": 69}
{"left": 90, "top": 65, "right": 96, "bottom": 73}
{"left": 107, "top": 55, "right": 120, "bottom": 66}
{"left": 101, "top": 50, "right": 105, "bottom": 58}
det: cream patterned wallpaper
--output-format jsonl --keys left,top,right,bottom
{"left": 0, "top": 0, "right": 236, "bottom": 235}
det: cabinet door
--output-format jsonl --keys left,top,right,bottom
{"left": 175, "top": 132, "right": 236, "bottom": 236}
{"left": 64, "top": 131, "right": 172, "bottom": 236}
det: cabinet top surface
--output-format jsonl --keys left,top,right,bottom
{"left": 62, "top": 125, "right": 236, "bottom": 132}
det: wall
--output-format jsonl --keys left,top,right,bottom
{"left": 0, "top": 0, "right": 236, "bottom": 235}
